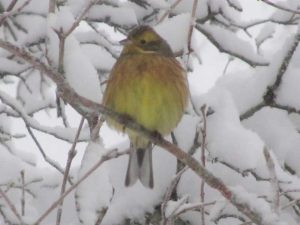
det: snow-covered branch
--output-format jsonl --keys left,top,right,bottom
{"left": 0, "top": 38, "right": 274, "bottom": 225}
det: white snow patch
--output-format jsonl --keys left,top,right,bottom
{"left": 76, "top": 141, "right": 113, "bottom": 224}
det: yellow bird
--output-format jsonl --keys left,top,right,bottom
{"left": 103, "top": 25, "right": 188, "bottom": 188}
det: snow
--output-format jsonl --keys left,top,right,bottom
{"left": 47, "top": 6, "right": 102, "bottom": 103}
{"left": 197, "top": 23, "right": 268, "bottom": 66}
{"left": 155, "top": 13, "right": 191, "bottom": 53}
{"left": 170, "top": 0, "right": 209, "bottom": 20}
{"left": 243, "top": 107, "right": 300, "bottom": 162}
{"left": 102, "top": 144, "right": 177, "bottom": 224}
{"left": 0, "top": 90, "right": 91, "bottom": 142}
{"left": 165, "top": 195, "right": 189, "bottom": 218}
{"left": 173, "top": 114, "right": 200, "bottom": 151}
{"left": 16, "top": 0, "right": 48, "bottom": 14}
{"left": 17, "top": 71, "right": 55, "bottom": 113}
{"left": 277, "top": 67, "right": 300, "bottom": 109}
{"left": 255, "top": 23, "right": 276, "bottom": 46}
{"left": 147, "top": 0, "right": 169, "bottom": 9}
{"left": 63, "top": 35, "right": 102, "bottom": 102}
{"left": 208, "top": 198, "right": 227, "bottom": 221}
{"left": 195, "top": 88, "right": 265, "bottom": 171}
{"left": 214, "top": 34, "right": 298, "bottom": 115}
{"left": 81, "top": 44, "right": 116, "bottom": 72}
{"left": 230, "top": 186, "right": 285, "bottom": 225}
{"left": 76, "top": 141, "right": 113, "bottom": 225}
{"left": 16, "top": 15, "right": 47, "bottom": 46}
{"left": 87, "top": 4, "right": 137, "bottom": 28}
{"left": 1, "top": 1, "right": 300, "bottom": 225}
{"left": 0, "top": 58, "right": 28, "bottom": 74}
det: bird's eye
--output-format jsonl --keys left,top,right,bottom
{"left": 140, "top": 39, "right": 146, "bottom": 44}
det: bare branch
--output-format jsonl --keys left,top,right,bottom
{"left": 282, "top": 197, "right": 300, "bottom": 210}
{"left": 0, "top": 187, "right": 25, "bottom": 224}
{"left": 48, "top": 0, "right": 56, "bottom": 13}
{"left": 0, "top": 0, "right": 33, "bottom": 26}
{"left": 263, "top": 147, "right": 280, "bottom": 214}
{"left": 63, "top": 0, "right": 104, "bottom": 38}
{"left": 261, "top": 0, "right": 300, "bottom": 15}
{"left": 200, "top": 105, "right": 207, "bottom": 225}
{"left": 34, "top": 148, "right": 129, "bottom": 225}
{"left": 20, "top": 170, "right": 25, "bottom": 217}
{"left": 264, "top": 32, "right": 300, "bottom": 105}
{"left": 187, "top": 0, "right": 198, "bottom": 53}
{"left": 240, "top": 102, "right": 266, "bottom": 120}
{"left": 25, "top": 123, "right": 73, "bottom": 184}
{"left": 196, "top": 24, "right": 269, "bottom": 67}
{"left": 226, "top": 0, "right": 242, "bottom": 12}
{"left": 157, "top": 0, "right": 183, "bottom": 24}
{"left": 0, "top": 91, "right": 89, "bottom": 143}
{"left": 174, "top": 201, "right": 215, "bottom": 217}
{"left": 0, "top": 39, "right": 277, "bottom": 225}
{"left": 161, "top": 166, "right": 188, "bottom": 225}
{"left": 241, "top": 32, "right": 300, "bottom": 120}
{"left": 55, "top": 117, "right": 84, "bottom": 225}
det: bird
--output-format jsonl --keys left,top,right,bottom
{"left": 102, "top": 25, "right": 188, "bottom": 188}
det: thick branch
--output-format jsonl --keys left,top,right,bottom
{"left": 0, "top": 39, "right": 270, "bottom": 225}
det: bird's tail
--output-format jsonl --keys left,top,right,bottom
{"left": 125, "top": 144, "right": 154, "bottom": 188}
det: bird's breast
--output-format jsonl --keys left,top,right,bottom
{"left": 103, "top": 54, "right": 188, "bottom": 135}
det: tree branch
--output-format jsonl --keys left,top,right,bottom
{"left": 0, "top": 187, "right": 25, "bottom": 224}
{"left": 240, "top": 31, "right": 300, "bottom": 120}
{"left": 264, "top": 32, "right": 300, "bottom": 105}
{"left": 261, "top": 0, "right": 300, "bottom": 15}
{"left": 0, "top": 39, "right": 275, "bottom": 225}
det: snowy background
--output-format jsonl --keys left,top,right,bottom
{"left": 1, "top": 0, "right": 300, "bottom": 224}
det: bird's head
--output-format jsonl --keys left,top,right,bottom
{"left": 120, "top": 25, "right": 173, "bottom": 57}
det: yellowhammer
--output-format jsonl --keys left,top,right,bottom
{"left": 103, "top": 25, "right": 188, "bottom": 188}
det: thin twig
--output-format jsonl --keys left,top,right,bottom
{"left": 200, "top": 105, "right": 207, "bottom": 225}
{"left": 157, "top": 0, "right": 183, "bottom": 24}
{"left": 56, "top": 28, "right": 65, "bottom": 74}
{"left": 0, "top": 39, "right": 276, "bottom": 225}
{"left": 0, "top": 90, "right": 88, "bottom": 143}
{"left": 20, "top": 170, "right": 25, "bottom": 216}
{"left": 48, "top": 0, "right": 56, "bottom": 13}
{"left": 167, "top": 196, "right": 189, "bottom": 223}
{"left": 241, "top": 32, "right": 300, "bottom": 120}
{"left": 240, "top": 102, "right": 266, "bottom": 120}
{"left": 187, "top": 0, "right": 198, "bottom": 53}
{"left": 64, "top": 0, "right": 103, "bottom": 38}
{"left": 0, "top": 187, "right": 24, "bottom": 224}
{"left": 94, "top": 207, "right": 108, "bottom": 225}
{"left": 264, "top": 32, "right": 300, "bottom": 105}
{"left": 174, "top": 201, "right": 216, "bottom": 217}
{"left": 25, "top": 124, "right": 73, "bottom": 184}
{"left": 34, "top": 148, "right": 128, "bottom": 225}
{"left": 59, "top": 99, "right": 70, "bottom": 128}
{"left": 6, "top": 0, "right": 18, "bottom": 12}
{"left": 263, "top": 147, "right": 280, "bottom": 214}
{"left": 55, "top": 117, "right": 84, "bottom": 225}
{"left": 90, "top": 116, "right": 104, "bottom": 141}
{"left": 195, "top": 24, "right": 269, "bottom": 67}
{"left": 0, "top": 0, "right": 33, "bottom": 25}
{"left": 226, "top": 0, "right": 242, "bottom": 12}
{"left": 282, "top": 198, "right": 300, "bottom": 210}
{"left": 161, "top": 166, "right": 188, "bottom": 225}
{"left": 261, "top": 0, "right": 300, "bottom": 15}
{"left": 222, "top": 56, "right": 234, "bottom": 75}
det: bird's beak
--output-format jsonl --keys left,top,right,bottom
{"left": 119, "top": 38, "right": 132, "bottom": 45}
